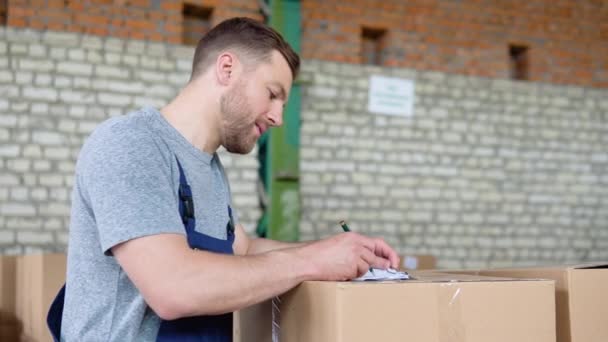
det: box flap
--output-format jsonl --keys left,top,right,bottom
{"left": 569, "top": 262, "right": 608, "bottom": 270}
{"left": 280, "top": 277, "right": 555, "bottom": 342}
{"left": 409, "top": 271, "right": 550, "bottom": 283}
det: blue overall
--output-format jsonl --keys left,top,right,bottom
{"left": 47, "top": 158, "right": 235, "bottom": 342}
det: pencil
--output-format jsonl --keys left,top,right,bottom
{"left": 339, "top": 220, "right": 350, "bottom": 232}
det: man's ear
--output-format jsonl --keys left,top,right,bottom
{"left": 216, "top": 52, "right": 237, "bottom": 86}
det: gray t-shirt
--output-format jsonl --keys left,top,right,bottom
{"left": 61, "top": 107, "right": 237, "bottom": 341}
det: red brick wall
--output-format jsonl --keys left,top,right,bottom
{"left": 301, "top": 0, "right": 608, "bottom": 88}
{"left": 0, "top": 0, "right": 6, "bottom": 25}
{"left": 6, "top": 0, "right": 262, "bottom": 43}
{"left": 5, "top": 0, "right": 607, "bottom": 87}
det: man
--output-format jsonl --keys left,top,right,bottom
{"left": 52, "top": 17, "right": 399, "bottom": 341}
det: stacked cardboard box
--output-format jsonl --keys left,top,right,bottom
{"left": 236, "top": 254, "right": 439, "bottom": 341}
{"left": 400, "top": 254, "right": 436, "bottom": 270}
{"left": 9, "top": 253, "right": 601, "bottom": 341}
{"left": 236, "top": 272, "right": 556, "bottom": 342}
{"left": 233, "top": 299, "right": 273, "bottom": 342}
{"left": 16, "top": 254, "right": 66, "bottom": 342}
{"left": 447, "top": 263, "right": 608, "bottom": 342}
{"left": 0, "top": 256, "right": 20, "bottom": 341}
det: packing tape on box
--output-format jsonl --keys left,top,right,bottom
{"left": 271, "top": 296, "right": 281, "bottom": 342}
{"left": 269, "top": 283, "right": 467, "bottom": 342}
{"left": 438, "top": 283, "right": 466, "bottom": 342}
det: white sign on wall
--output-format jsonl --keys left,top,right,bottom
{"left": 367, "top": 75, "right": 415, "bottom": 116}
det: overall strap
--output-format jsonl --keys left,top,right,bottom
{"left": 176, "top": 158, "right": 195, "bottom": 228}
{"left": 176, "top": 157, "right": 235, "bottom": 253}
{"left": 47, "top": 284, "right": 66, "bottom": 342}
{"left": 156, "top": 158, "right": 234, "bottom": 341}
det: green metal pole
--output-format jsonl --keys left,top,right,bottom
{"left": 259, "top": 0, "right": 301, "bottom": 242}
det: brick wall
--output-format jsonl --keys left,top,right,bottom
{"left": 301, "top": 0, "right": 608, "bottom": 88}
{"left": 0, "top": 0, "right": 6, "bottom": 25}
{"left": 1, "top": 27, "right": 608, "bottom": 268}
{"left": 298, "top": 60, "right": 608, "bottom": 269}
{"left": 6, "top": 0, "right": 262, "bottom": 44}
{"left": 3, "top": 0, "right": 607, "bottom": 88}
{"left": 0, "top": 27, "right": 260, "bottom": 254}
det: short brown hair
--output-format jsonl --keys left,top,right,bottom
{"left": 190, "top": 17, "right": 300, "bottom": 81}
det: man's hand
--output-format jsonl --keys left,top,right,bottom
{"left": 295, "top": 232, "right": 400, "bottom": 281}
{"left": 111, "top": 231, "right": 399, "bottom": 318}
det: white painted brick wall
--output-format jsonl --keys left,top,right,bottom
{"left": 300, "top": 60, "right": 608, "bottom": 268}
{"left": 0, "top": 28, "right": 261, "bottom": 253}
{"left": 2, "top": 28, "right": 607, "bottom": 267}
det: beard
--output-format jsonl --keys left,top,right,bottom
{"left": 219, "top": 80, "right": 257, "bottom": 154}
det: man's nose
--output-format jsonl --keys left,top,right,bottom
{"left": 267, "top": 103, "right": 284, "bottom": 127}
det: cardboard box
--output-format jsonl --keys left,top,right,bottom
{"left": 0, "top": 255, "right": 21, "bottom": 341}
{"left": 235, "top": 255, "right": 438, "bottom": 341}
{"left": 1, "top": 256, "right": 17, "bottom": 321}
{"left": 234, "top": 300, "right": 272, "bottom": 342}
{"left": 16, "top": 254, "right": 66, "bottom": 342}
{"left": 238, "top": 272, "right": 556, "bottom": 342}
{"left": 400, "top": 254, "right": 436, "bottom": 270}
{"left": 236, "top": 254, "right": 437, "bottom": 341}
{"left": 450, "top": 263, "right": 608, "bottom": 342}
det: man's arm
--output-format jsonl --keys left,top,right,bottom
{"left": 112, "top": 230, "right": 398, "bottom": 321}
{"left": 232, "top": 223, "right": 307, "bottom": 255}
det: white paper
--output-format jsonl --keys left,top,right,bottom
{"left": 367, "top": 75, "right": 415, "bottom": 117}
{"left": 353, "top": 268, "right": 410, "bottom": 281}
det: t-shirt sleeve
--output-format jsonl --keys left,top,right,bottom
{"left": 80, "top": 126, "right": 185, "bottom": 255}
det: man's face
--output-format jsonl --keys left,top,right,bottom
{"left": 219, "top": 50, "right": 293, "bottom": 154}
